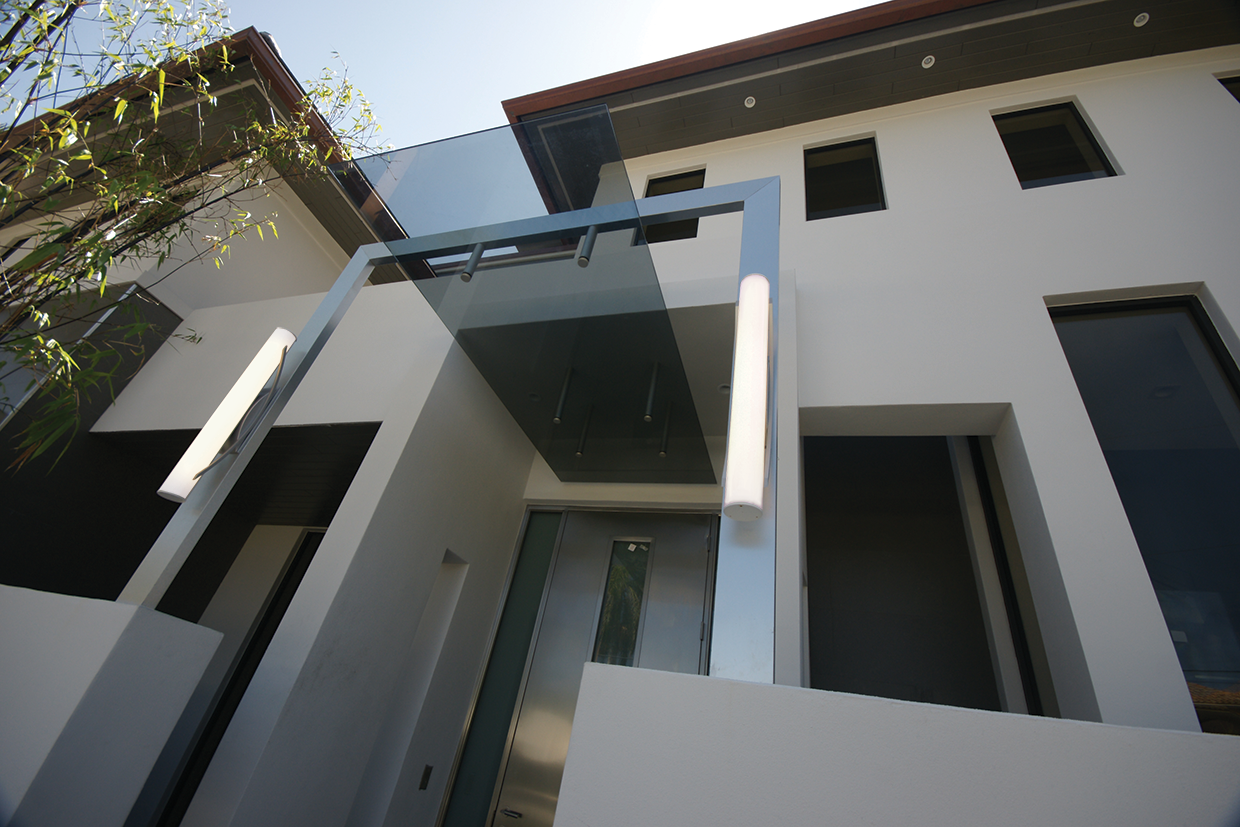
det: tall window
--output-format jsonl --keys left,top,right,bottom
{"left": 1052, "top": 299, "right": 1240, "bottom": 734}
{"left": 993, "top": 103, "right": 1115, "bottom": 189}
{"left": 642, "top": 169, "right": 705, "bottom": 243}
{"left": 804, "top": 138, "right": 885, "bottom": 220}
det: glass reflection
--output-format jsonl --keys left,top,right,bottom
{"left": 330, "top": 106, "right": 714, "bottom": 485}
{"left": 593, "top": 540, "right": 651, "bottom": 667}
{"left": 1054, "top": 302, "right": 1240, "bottom": 734}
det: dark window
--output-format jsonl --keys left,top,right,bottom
{"left": 641, "top": 169, "right": 705, "bottom": 243}
{"left": 802, "top": 436, "right": 1035, "bottom": 713}
{"left": 993, "top": 103, "right": 1115, "bottom": 189}
{"left": 804, "top": 138, "right": 886, "bottom": 220}
{"left": 1052, "top": 298, "right": 1240, "bottom": 735}
{"left": 1221, "top": 76, "right": 1240, "bottom": 104}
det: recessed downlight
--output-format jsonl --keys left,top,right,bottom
{"left": 1134, "top": 12, "right": 1149, "bottom": 27}
{"left": 744, "top": 96, "right": 756, "bottom": 108}
{"left": 922, "top": 55, "right": 936, "bottom": 69}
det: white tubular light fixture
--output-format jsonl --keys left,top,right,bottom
{"left": 722, "top": 273, "right": 770, "bottom": 521}
{"left": 158, "top": 327, "right": 296, "bottom": 502}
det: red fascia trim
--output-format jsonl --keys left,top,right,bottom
{"left": 502, "top": 0, "right": 1000, "bottom": 122}
{"left": 228, "top": 28, "right": 343, "bottom": 159}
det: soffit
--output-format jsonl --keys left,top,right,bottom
{"left": 225, "top": 31, "right": 412, "bottom": 284}
{"left": 505, "top": 0, "right": 1240, "bottom": 157}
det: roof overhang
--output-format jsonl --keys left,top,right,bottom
{"left": 503, "top": 0, "right": 1240, "bottom": 157}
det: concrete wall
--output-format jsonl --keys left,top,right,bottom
{"left": 120, "top": 178, "right": 350, "bottom": 319}
{"left": 558, "top": 663, "right": 1240, "bottom": 827}
{"left": 93, "top": 280, "right": 447, "bottom": 433}
{"left": 624, "top": 45, "right": 1240, "bottom": 731}
{"left": 180, "top": 340, "right": 537, "bottom": 826}
{"left": 0, "top": 585, "right": 219, "bottom": 827}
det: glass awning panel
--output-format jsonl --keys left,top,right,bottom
{"left": 332, "top": 107, "right": 714, "bottom": 484}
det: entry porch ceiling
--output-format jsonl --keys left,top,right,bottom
{"left": 504, "top": 0, "right": 1240, "bottom": 157}
{"left": 336, "top": 108, "right": 725, "bottom": 485}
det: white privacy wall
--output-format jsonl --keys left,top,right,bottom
{"left": 558, "top": 664, "right": 1240, "bottom": 827}
{"left": 632, "top": 46, "right": 1240, "bottom": 731}
{"left": 0, "top": 586, "right": 220, "bottom": 827}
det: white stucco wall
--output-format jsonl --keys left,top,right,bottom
{"left": 93, "top": 279, "right": 450, "bottom": 432}
{"left": 113, "top": 178, "right": 351, "bottom": 318}
{"left": 625, "top": 45, "right": 1240, "bottom": 731}
{"left": 0, "top": 586, "right": 220, "bottom": 827}
{"left": 180, "top": 341, "right": 537, "bottom": 827}
{"left": 558, "top": 663, "right": 1240, "bottom": 827}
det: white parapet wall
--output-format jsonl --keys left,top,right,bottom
{"left": 0, "top": 585, "right": 221, "bottom": 827}
{"left": 558, "top": 663, "right": 1240, "bottom": 827}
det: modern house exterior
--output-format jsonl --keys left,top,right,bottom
{"left": 4, "top": 1, "right": 1240, "bottom": 826}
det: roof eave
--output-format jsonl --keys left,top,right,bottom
{"left": 501, "top": 0, "right": 999, "bottom": 122}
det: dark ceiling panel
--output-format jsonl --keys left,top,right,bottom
{"left": 518, "top": 0, "right": 1240, "bottom": 158}
{"left": 107, "top": 422, "right": 380, "bottom": 526}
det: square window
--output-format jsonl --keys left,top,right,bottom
{"left": 642, "top": 170, "right": 705, "bottom": 243}
{"left": 1220, "top": 76, "right": 1240, "bottom": 104}
{"left": 993, "top": 103, "right": 1115, "bottom": 189}
{"left": 804, "top": 138, "right": 886, "bottom": 221}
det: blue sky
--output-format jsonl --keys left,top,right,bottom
{"left": 222, "top": 0, "right": 880, "bottom": 150}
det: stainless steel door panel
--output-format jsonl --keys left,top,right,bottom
{"left": 635, "top": 518, "right": 711, "bottom": 674}
{"left": 494, "top": 513, "right": 609, "bottom": 827}
{"left": 493, "top": 511, "right": 713, "bottom": 827}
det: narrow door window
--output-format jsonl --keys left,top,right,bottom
{"left": 592, "top": 540, "right": 652, "bottom": 666}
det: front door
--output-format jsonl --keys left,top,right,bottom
{"left": 492, "top": 510, "right": 715, "bottom": 826}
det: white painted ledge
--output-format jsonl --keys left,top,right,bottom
{"left": 558, "top": 663, "right": 1240, "bottom": 827}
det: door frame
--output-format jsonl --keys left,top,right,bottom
{"left": 436, "top": 506, "right": 719, "bottom": 827}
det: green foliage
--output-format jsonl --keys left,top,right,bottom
{"left": 0, "top": 0, "right": 385, "bottom": 469}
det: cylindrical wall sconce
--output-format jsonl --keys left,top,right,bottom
{"left": 722, "top": 274, "right": 770, "bottom": 521}
{"left": 158, "top": 327, "right": 296, "bottom": 502}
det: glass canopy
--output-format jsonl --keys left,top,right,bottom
{"left": 332, "top": 107, "right": 714, "bottom": 484}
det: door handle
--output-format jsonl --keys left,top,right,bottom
{"left": 499, "top": 809, "right": 523, "bottom": 819}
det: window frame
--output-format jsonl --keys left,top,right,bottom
{"left": 992, "top": 101, "right": 1117, "bottom": 190}
{"left": 1049, "top": 294, "right": 1240, "bottom": 733}
{"left": 803, "top": 136, "right": 887, "bottom": 221}
{"left": 641, "top": 168, "right": 706, "bottom": 243}
{"left": 1218, "top": 75, "right": 1240, "bottom": 104}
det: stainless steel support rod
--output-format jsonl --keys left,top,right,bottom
{"left": 461, "top": 242, "right": 484, "bottom": 282}
{"left": 644, "top": 362, "right": 660, "bottom": 422}
{"left": 576, "top": 225, "right": 599, "bottom": 267}
{"left": 554, "top": 368, "right": 572, "bottom": 425}
{"left": 576, "top": 405, "right": 592, "bottom": 457}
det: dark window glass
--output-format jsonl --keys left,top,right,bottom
{"left": 804, "top": 138, "right": 886, "bottom": 220}
{"left": 1221, "top": 76, "right": 1240, "bottom": 104}
{"left": 803, "top": 436, "right": 1002, "bottom": 712}
{"left": 642, "top": 169, "right": 705, "bottom": 243}
{"left": 994, "top": 103, "right": 1115, "bottom": 189}
{"left": 1052, "top": 300, "right": 1240, "bottom": 735}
